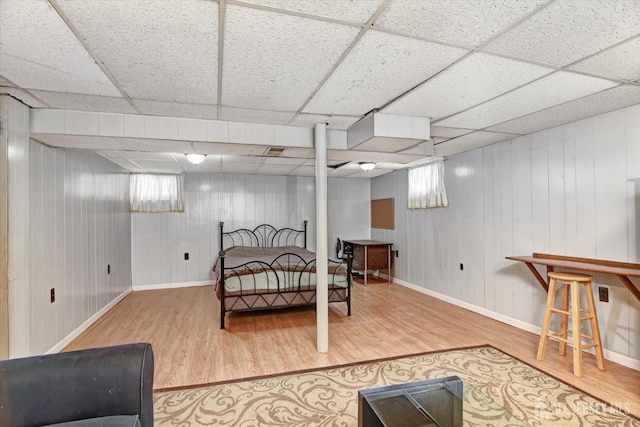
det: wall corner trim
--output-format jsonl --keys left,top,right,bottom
{"left": 132, "top": 280, "right": 214, "bottom": 291}
{"left": 45, "top": 288, "right": 132, "bottom": 354}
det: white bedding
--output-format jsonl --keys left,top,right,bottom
{"left": 222, "top": 270, "right": 349, "bottom": 294}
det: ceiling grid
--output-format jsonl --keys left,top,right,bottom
{"left": 0, "top": 0, "right": 638, "bottom": 177}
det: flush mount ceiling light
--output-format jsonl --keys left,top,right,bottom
{"left": 185, "top": 153, "right": 206, "bottom": 165}
{"left": 359, "top": 162, "right": 376, "bottom": 171}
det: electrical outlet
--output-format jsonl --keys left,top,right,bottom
{"left": 50, "top": 288, "right": 55, "bottom": 303}
{"left": 184, "top": 252, "right": 189, "bottom": 261}
{"left": 460, "top": 263, "right": 464, "bottom": 271}
{"left": 107, "top": 264, "right": 111, "bottom": 274}
{"left": 598, "top": 286, "right": 609, "bottom": 302}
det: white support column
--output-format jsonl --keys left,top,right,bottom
{"left": 2, "top": 96, "right": 31, "bottom": 358}
{"left": 0, "top": 96, "right": 9, "bottom": 359}
{"left": 314, "top": 123, "right": 329, "bottom": 353}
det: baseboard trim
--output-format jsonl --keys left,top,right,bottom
{"left": 46, "top": 287, "right": 132, "bottom": 354}
{"left": 132, "top": 280, "right": 214, "bottom": 291}
{"left": 393, "top": 278, "right": 640, "bottom": 372}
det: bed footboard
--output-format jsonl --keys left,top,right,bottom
{"left": 216, "top": 221, "right": 352, "bottom": 329}
{"left": 217, "top": 252, "right": 352, "bottom": 329}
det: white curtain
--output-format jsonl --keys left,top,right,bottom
{"left": 130, "top": 173, "right": 185, "bottom": 213}
{"left": 408, "top": 159, "right": 448, "bottom": 209}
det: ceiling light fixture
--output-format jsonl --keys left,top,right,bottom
{"left": 359, "top": 162, "right": 376, "bottom": 171}
{"left": 185, "top": 153, "right": 206, "bottom": 165}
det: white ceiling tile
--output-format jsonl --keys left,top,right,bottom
{"left": 434, "top": 131, "right": 515, "bottom": 157}
{"left": 399, "top": 141, "right": 435, "bottom": 155}
{"left": 219, "top": 155, "right": 266, "bottom": 165}
{"left": 180, "top": 164, "right": 221, "bottom": 174}
{"left": 436, "top": 71, "right": 618, "bottom": 129}
{"left": 0, "top": 76, "right": 16, "bottom": 86}
{"left": 239, "top": 0, "right": 385, "bottom": 23}
{"left": 328, "top": 167, "right": 359, "bottom": 178}
{"left": 486, "top": 84, "right": 640, "bottom": 135}
{"left": 31, "top": 134, "right": 194, "bottom": 152}
{"left": 568, "top": 36, "right": 640, "bottom": 82}
{"left": 348, "top": 168, "right": 390, "bottom": 178}
{"left": 100, "top": 156, "right": 145, "bottom": 172}
{"left": 485, "top": 0, "right": 640, "bottom": 67}
{"left": 222, "top": 4, "right": 359, "bottom": 111}
{"left": 289, "top": 114, "right": 360, "bottom": 130}
{"left": 96, "top": 150, "right": 123, "bottom": 160}
{"left": 383, "top": 52, "right": 553, "bottom": 120}
{"left": 8, "top": 0, "right": 638, "bottom": 172}
{"left": 0, "top": 87, "right": 48, "bottom": 108}
{"left": 118, "top": 151, "right": 177, "bottom": 160}
{"left": 0, "top": 0, "right": 121, "bottom": 96}
{"left": 131, "top": 159, "right": 183, "bottom": 173}
{"left": 29, "top": 90, "right": 137, "bottom": 113}
{"left": 262, "top": 157, "right": 306, "bottom": 166}
{"left": 132, "top": 100, "right": 217, "bottom": 120}
{"left": 430, "top": 127, "right": 475, "bottom": 138}
{"left": 375, "top": 162, "right": 407, "bottom": 170}
{"left": 175, "top": 155, "right": 222, "bottom": 173}
{"left": 304, "top": 30, "right": 468, "bottom": 115}
{"left": 219, "top": 106, "right": 295, "bottom": 125}
{"left": 56, "top": 0, "right": 218, "bottom": 104}
{"left": 375, "top": 0, "right": 548, "bottom": 48}
{"left": 192, "top": 142, "right": 271, "bottom": 156}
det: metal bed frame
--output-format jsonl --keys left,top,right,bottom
{"left": 216, "top": 221, "right": 352, "bottom": 329}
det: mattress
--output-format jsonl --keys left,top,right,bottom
{"left": 214, "top": 245, "right": 349, "bottom": 298}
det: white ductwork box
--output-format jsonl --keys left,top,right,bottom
{"left": 347, "top": 112, "right": 431, "bottom": 154}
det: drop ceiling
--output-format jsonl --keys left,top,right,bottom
{"left": 1, "top": 0, "right": 639, "bottom": 177}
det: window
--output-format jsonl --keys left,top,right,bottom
{"left": 130, "top": 173, "right": 184, "bottom": 213}
{"left": 407, "top": 159, "right": 448, "bottom": 209}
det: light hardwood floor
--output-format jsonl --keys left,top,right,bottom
{"left": 65, "top": 281, "right": 640, "bottom": 418}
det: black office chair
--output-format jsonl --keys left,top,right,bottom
{"left": 336, "top": 237, "right": 344, "bottom": 260}
{"left": 336, "top": 238, "right": 358, "bottom": 278}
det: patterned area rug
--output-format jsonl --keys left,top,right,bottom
{"left": 154, "top": 346, "right": 638, "bottom": 426}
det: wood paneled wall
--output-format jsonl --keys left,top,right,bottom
{"left": 25, "top": 142, "right": 131, "bottom": 356}
{"left": 371, "top": 104, "right": 640, "bottom": 364}
{"left": 131, "top": 174, "right": 370, "bottom": 287}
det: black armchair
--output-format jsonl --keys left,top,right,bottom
{"left": 0, "top": 343, "right": 154, "bottom": 427}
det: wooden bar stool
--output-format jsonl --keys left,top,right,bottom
{"left": 536, "top": 271, "right": 605, "bottom": 377}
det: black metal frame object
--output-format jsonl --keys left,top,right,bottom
{"left": 217, "top": 221, "right": 351, "bottom": 329}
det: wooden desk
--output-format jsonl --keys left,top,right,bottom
{"left": 343, "top": 240, "right": 393, "bottom": 286}
{"left": 506, "top": 253, "right": 640, "bottom": 303}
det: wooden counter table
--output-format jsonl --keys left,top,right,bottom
{"left": 506, "top": 253, "right": 640, "bottom": 302}
{"left": 343, "top": 240, "right": 393, "bottom": 286}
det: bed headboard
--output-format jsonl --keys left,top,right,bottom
{"left": 219, "top": 221, "right": 307, "bottom": 251}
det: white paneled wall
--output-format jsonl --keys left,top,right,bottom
{"left": 131, "top": 174, "right": 369, "bottom": 287}
{"left": 28, "top": 142, "right": 131, "bottom": 355}
{"left": 328, "top": 177, "right": 371, "bottom": 254}
{"left": 372, "top": 104, "right": 640, "bottom": 364}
